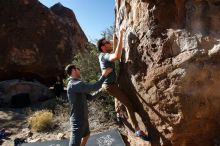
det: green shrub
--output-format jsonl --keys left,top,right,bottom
{"left": 73, "top": 43, "right": 100, "bottom": 82}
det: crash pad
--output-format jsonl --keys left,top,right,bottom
{"left": 21, "top": 129, "right": 125, "bottom": 146}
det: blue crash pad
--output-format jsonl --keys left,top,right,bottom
{"left": 21, "top": 129, "right": 125, "bottom": 146}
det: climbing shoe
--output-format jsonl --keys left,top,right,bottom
{"left": 115, "top": 113, "right": 123, "bottom": 125}
{"left": 135, "top": 130, "right": 150, "bottom": 141}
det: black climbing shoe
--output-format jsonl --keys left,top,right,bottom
{"left": 135, "top": 130, "right": 150, "bottom": 141}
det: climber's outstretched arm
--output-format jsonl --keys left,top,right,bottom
{"left": 108, "top": 28, "right": 125, "bottom": 62}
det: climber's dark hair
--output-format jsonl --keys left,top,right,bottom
{"left": 97, "top": 37, "right": 106, "bottom": 52}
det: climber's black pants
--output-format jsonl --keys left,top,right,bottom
{"left": 102, "top": 83, "right": 138, "bottom": 128}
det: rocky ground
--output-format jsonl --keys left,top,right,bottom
{"left": 0, "top": 94, "right": 127, "bottom": 146}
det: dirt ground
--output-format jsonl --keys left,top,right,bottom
{"left": 0, "top": 95, "right": 127, "bottom": 146}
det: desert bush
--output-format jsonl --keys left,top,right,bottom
{"left": 72, "top": 42, "right": 100, "bottom": 82}
{"left": 28, "top": 110, "right": 54, "bottom": 132}
{"left": 100, "top": 25, "right": 114, "bottom": 41}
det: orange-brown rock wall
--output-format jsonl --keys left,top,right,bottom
{"left": 115, "top": 0, "right": 220, "bottom": 145}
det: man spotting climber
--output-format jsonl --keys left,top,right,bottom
{"left": 65, "top": 64, "right": 112, "bottom": 146}
{"left": 97, "top": 28, "right": 149, "bottom": 141}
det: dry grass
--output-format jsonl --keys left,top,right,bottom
{"left": 28, "top": 110, "right": 54, "bottom": 132}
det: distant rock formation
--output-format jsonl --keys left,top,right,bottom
{"left": 115, "top": 0, "right": 220, "bottom": 145}
{"left": 0, "top": 0, "right": 88, "bottom": 86}
{"left": 0, "top": 79, "right": 51, "bottom": 107}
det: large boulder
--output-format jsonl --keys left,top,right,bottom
{"left": 0, "top": 79, "right": 51, "bottom": 107}
{"left": 115, "top": 0, "right": 220, "bottom": 145}
{"left": 0, "top": 0, "right": 88, "bottom": 86}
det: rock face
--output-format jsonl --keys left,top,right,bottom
{"left": 0, "top": 79, "right": 51, "bottom": 107}
{"left": 115, "top": 0, "right": 220, "bottom": 145}
{"left": 0, "top": 0, "right": 87, "bottom": 86}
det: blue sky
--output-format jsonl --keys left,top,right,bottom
{"left": 39, "top": 0, "right": 115, "bottom": 41}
